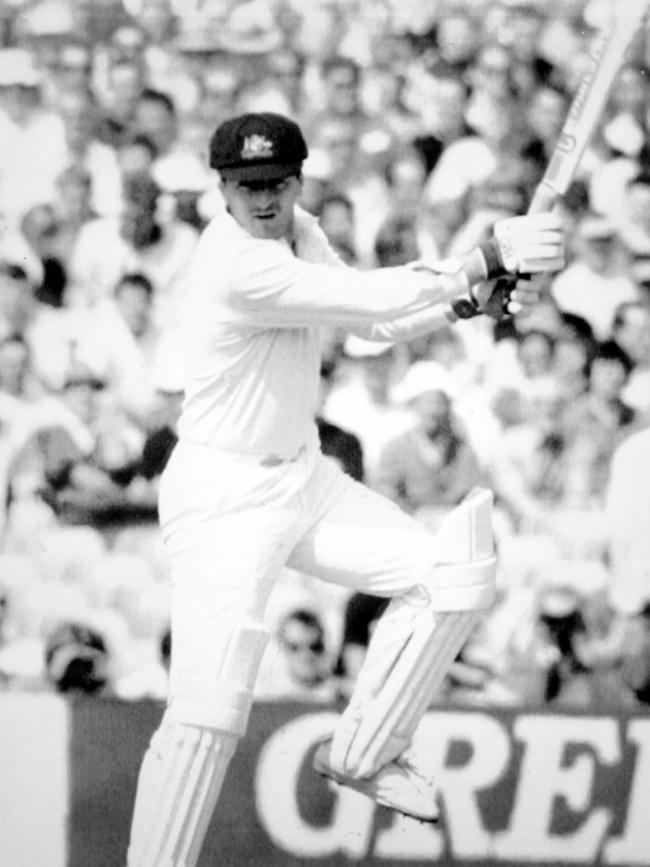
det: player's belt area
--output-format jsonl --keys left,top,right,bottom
{"left": 186, "top": 439, "right": 307, "bottom": 468}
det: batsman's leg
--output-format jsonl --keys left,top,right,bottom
{"left": 310, "top": 487, "right": 497, "bottom": 821}
{"left": 126, "top": 438, "right": 306, "bottom": 866}
{"left": 127, "top": 620, "right": 268, "bottom": 867}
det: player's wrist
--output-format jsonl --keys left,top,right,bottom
{"left": 476, "top": 240, "right": 510, "bottom": 281}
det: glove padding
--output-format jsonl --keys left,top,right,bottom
{"left": 454, "top": 274, "right": 543, "bottom": 321}
{"left": 491, "top": 213, "right": 565, "bottom": 275}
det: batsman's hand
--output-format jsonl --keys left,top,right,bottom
{"left": 472, "top": 274, "right": 543, "bottom": 319}
{"left": 490, "top": 212, "right": 565, "bottom": 275}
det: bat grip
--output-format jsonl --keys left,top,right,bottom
{"left": 527, "top": 182, "right": 558, "bottom": 216}
{"left": 492, "top": 181, "right": 558, "bottom": 317}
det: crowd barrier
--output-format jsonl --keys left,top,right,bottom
{"left": 1, "top": 692, "right": 649, "bottom": 866}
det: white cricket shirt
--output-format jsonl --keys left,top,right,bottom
{"left": 177, "top": 207, "right": 468, "bottom": 457}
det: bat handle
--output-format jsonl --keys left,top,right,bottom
{"left": 492, "top": 181, "right": 559, "bottom": 317}
{"left": 527, "top": 182, "right": 559, "bottom": 216}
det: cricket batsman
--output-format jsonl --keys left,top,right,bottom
{"left": 126, "top": 111, "right": 565, "bottom": 866}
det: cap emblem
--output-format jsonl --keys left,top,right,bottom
{"left": 241, "top": 134, "right": 274, "bottom": 160}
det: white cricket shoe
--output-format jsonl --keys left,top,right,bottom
{"left": 313, "top": 739, "right": 439, "bottom": 822}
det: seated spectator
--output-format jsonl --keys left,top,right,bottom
{"left": 316, "top": 359, "right": 364, "bottom": 482}
{"left": 316, "top": 191, "right": 358, "bottom": 265}
{"left": 373, "top": 212, "right": 420, "bottom": 268}
{"left": 0, "top": 246, "right": 83, "bottom": 392}
{"left": 68, "top": 172, "right": 199, "bottom": 326}
{"left": 404, "top": 58, "right": 472, "bottom": 188}
{"left": 382, "top": 146, "right": 430, "bottom": 220}
{"left": 611, "top": 300, "right": 650, "bottom": 419}
{"left": 0, "top": 47, "right": 69, "bottom": 228}
{"left": 74, "top": 271, "right": 174, "bottom": 424}
{"left": 446, "top": 158, "right": 531, "bottom": 258}
{"left": 422, "top": 87, "right": 526, "bottom": 246}
{"left": 616, "top": 170, "right": 650, "bottom": 281}
{"left": 52, "top": 86, "right": 123, "bottom": 218}
{"left": 8, "top": 361, "right": 144, "bottom": 529}
{"left": 0, "top": 333, "right": 46, "bottom": 406}
{"left": 485, "top": 327, "right": 557, "bottom": 408}
{"left": 550, "top": 214, "right": 640, "bottom": 340}
{"left": 373, "top": 361, "right": 485, "bottom": 515}
{"left": 116, "top": 132, "right": 158, "bottom": 180}
{"left": 132, "top": 87, "right": 209, "bottom": 200}
{"left": 490, "top": 385, "right": 570, "bottom": 531}
{"left": 44, "top": 620, "right": 110, "bottom": 696}
{"left": 534, "top": 587, "right": 593, "bottom": 707}
{"left": 93, "top": 55, "right": 146, "bottom": 149}
{"left": 334, "top": 591, "right": 389, "bottom": 697}
{"left": 551, "top": 316, "right": 596, "bottom": 402}
{"left": 322, "top": 337, "right": 411, "bottom": 479}
{"left": 562, "top": 339, "right": 636, "bottom": 505}
{"left": 20, "top": 203, "right": 70, "bottom": 308}
{"left": 255, "top": 608, "right": 338, "bottom": 702}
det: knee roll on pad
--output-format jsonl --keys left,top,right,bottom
{"left": 426, "top": 487, "right": 497, "bottom": 611}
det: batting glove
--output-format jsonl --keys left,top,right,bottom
{"left": 480, "top": 213, "right": 566, "bottom": 278}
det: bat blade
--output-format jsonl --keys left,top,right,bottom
{"left": 529, "top": 0, "right": 650, "bottom": 215}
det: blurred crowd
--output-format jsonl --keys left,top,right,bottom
{"left": 0, "top": 0, "right": 650, "bottom": 713}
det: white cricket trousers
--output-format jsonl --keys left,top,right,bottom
{"left": 160, "top": 435, "right": 468, "bottom": 730}
{"left": 127, "top": 436, "right": 493, "bottom": 865}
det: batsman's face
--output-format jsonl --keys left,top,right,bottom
{"left": 222, "top": 175, "right": 302, "bottom": 241}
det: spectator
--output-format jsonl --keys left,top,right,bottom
{"left": 550, "top": 213, "right": 640, "bottom": 339}
{"left": 307, "top": 54, "right": 390, "bottom": 152}
{"left": 53, "top": 87, "right": 122, "bottom": 218}
{"left": 116, "top": 132, "right": 158, "bottom": 179}
{"left": 256, "top": 608, "right": 338, "bottom": 702}
{"left": 44, "top": 620, "right": 110, "bottom": 696}
{"left": 373, "top": 212, "right": 420, "bottom": 268}
{"left": 430, "top": 4, "right": 481, "bottom": 76}
{"left": 0, "top": 47, "right": 68, "bottom": 227}
{"left": 316, "top": 360, "right": 364, "bottom": 483}
{"left": 405, "top": 59, "right": 472, "bottom": 180}
{"left": 94, "top": 55, "right": 146, "bottom": 148}
{"left": 422, "top": 88, "right": 526, "bottom": 250}
{"left": 68, "top": 171, "right": 198, "bottom": 325}
{"left": 617, "top": 171, "right": 650, "bottom": 287}
{"left": 335, "top": 592, "right": 389, "bottom": 697}
{"left": 0, "top": 246, "right": 82, "bottom": 392}
{"left": 373, "top": 361, "right": 485, "bottom": 516}
{"left": 551, "top": 316, "right": 596, "bottom": 402}
{"left": 74, "top": 271, "right": 173, "bottom": 423}
{"left": 611, "top": 300, "right": 650, "bottom": 418}
{"left": 0, "top": 333, "right": 45, "bottom": 406}
{"left": 131, "top": 87, "right": 177, "bottom": 162}
{"left": 490, "top": 385, "right": 569, "bottom": 531}
{"left": 322, "top": 338, "right": 411, "bottom": 479}
{"left": 317, "top": 191, "right": 358, "bottom": 265}
{"left": 9, "top": 360, "right": 143, "bottom": 530}
{"left": 20, "top": 201, "right": 75, "bottom": 308}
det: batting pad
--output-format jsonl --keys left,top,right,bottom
{"left": 127, "top": 715, "right": 237, "bottom": 867}
{"left": 330, "top": 489, "right": 496, "bottom": 779}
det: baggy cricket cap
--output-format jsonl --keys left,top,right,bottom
{"left": 209, "top": 112, "right": 308, "bottom": 182}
